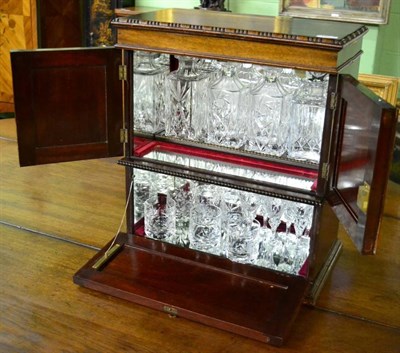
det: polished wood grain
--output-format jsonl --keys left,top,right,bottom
{"left": 1, "top": 118, "right": 399, "bottom": 351}
{"left": 1, "top": 224, "right": 400, "bottom": 352}
{"left": 317, "top": 217, "right": 400, "bottom": 328}
{"left": 116, "top": 8, "right": 368, "bottom": 47}
{"left": 0, "top": 120, "right": 125, "bottom": 249}
{"left": 116, "top": 28, "right": 348, "bottom": 73}
{"left": 113, "top": 9, "right": 367, "bottom": 73}
{"left": 74, "top": 233, "right": 309, "bottom": 346}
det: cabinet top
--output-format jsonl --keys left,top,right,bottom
{"left": 113, "top": 8, "right": 367, "bottom": 49}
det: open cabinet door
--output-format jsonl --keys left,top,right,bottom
{"left": 11, "top": 47, "right": 123, "bottom": 166}
{"left": 74, "top": 233, "right": 308, "bottom": 346}
{"left": 329, "top": 75, "right": 397, "bottom": 254}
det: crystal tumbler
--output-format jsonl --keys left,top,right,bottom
{"left": 144, "top": 194, "right": 176, "bottom": 242}
{"left": 189, "top": 204, "right": 222, "bottom": 255}
{"left": 226, "top": 218, "right": 260, "bottom": 264}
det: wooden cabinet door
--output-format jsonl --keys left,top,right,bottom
{"left": 329, "top": 75, "right": 397, "bottom": 254}
{"left": 74, "top": 233, "right": 309, "bottom": 347}
{"left": 11, "top": 47, "right": 123, "bottom": 166}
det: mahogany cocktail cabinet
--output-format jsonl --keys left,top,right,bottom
{"left": 11, "top": 9, "right": 397, "bottom": 346}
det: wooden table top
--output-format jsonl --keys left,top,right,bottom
{"left": 1, "top": 118, "right": 399, "bottom": 352}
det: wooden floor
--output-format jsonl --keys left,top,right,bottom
{"left": 1, "top": 118, "right": 399, "bottom": 352}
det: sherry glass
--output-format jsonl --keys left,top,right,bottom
{"left": 262, "top": 197, "right": 284, "bottom": 236}
{"left": 280, "top": 232, "right": 298, "bottom": 273}
{"left": 168, "top": 178, "right": 195, "bottom": 246}
{"left": 293, "top": 235, "right": 311, "bottom": 274}
{"left": 282, "top": 200, "right": 313, "bottom": 238}
{"left": 293, "top": 203, "right": 313, "bottom": 237}
{"left": 258, "top": 197, "right": 284, "bottom": 265}
{"left": 282, "top": 200, "right": 297, "bottom": 238}
{"left": 239, "top": 190, "right": 261, "bottom": 219}
{"left": 221, "top": 188, "right": 244, "bottom": 224}
{"left": 270, "top": 230, "right": 286, "bottom": 270}
{"left": 255, "top": 226, "right": 274, "bottom": 268}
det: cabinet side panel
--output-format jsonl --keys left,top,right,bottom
{"left": 306, "top": 202, "right": 340, "bottom": 303}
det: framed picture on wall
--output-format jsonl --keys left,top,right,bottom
{"left": 279, "top": 0, "right": 392, "bottom": 24}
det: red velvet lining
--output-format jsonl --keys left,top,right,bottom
{"left": 133, "top": 138, "right": 318, "bottom": 181}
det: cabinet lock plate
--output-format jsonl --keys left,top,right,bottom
{"left": 163, "top": 305, "right": 178, "bottom": 317}
{"left": 357, "top": 181, "right": 370, "bottom": 214}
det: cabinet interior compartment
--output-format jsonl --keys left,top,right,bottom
{"left": 131, "top": 52, "right": 334, "bottom": 169}
{"left": 131, "top": 167, "right": 317, "bottom": 276}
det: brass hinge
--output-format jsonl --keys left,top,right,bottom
{"left": 329, "top": 92, "right": 337, "bottom": 110}
{"left": 119, "top": 64, "right": 127, "bottom": 80}
{"left": 321, "top": 162, "right": 330, "bottom": 180}
{"left": 120, "top": 128, "right": 128, "bottom": 143}
{"left": 357, "top": 181, "right": 370, "bottom": 214}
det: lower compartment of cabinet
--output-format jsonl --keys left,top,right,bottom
{"left": 73, "top": 233, "right": 342, "bottom": 346}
